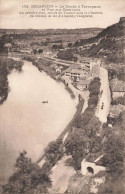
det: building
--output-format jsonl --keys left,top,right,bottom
{"left": 54, "top": 65, "right": 63, "bottom": 73}
{"left": 90, "top": 60, "right": 101, "bottom": 77}
{"left": 109, "top": 104, "right": 125, "bottom": 118}
{"left": 65, "top": 67, "right": 88, "bottom": 81}
{"left": 20, "top": 48, "right": 32, "bottom": 54}
{"left": 81, "top": 156, "right": 106, "bottom": 176}
{"left": 77, "top": 78, "right": 92, "bottom": 91}
{"left": 111, "top": 78, "right": 125, "bottom": 99}
{"left": 4, "top": 43, "right": 12, "bottom": 52}
{"left": 80, "top": 60, "right": 91, "bottom": 71}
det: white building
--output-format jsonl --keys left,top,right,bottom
{"left": 81, "top": 157, "right": 106, "bottom": 176}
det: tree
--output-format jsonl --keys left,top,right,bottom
{"left": 67, "top": 43, "right": 72, "bottom": 47}
{"left": 33, "top": 49, "right": 37, "bottom": 54}
{"left": 3, "top": 151, "right": 52, "bottom": 194}
{"left": 45, "top": 140, "right": 63, "bottom": 165}
{"left": 52, "top": 44, "right": 58, "bottom": 51}
{"left": 38, "top": 49, "right": 43, "bottom": 54}
{"left": 65, "top": 129, "right": 91, "bottom": 170}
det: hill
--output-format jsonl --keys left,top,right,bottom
{"left": 0, "top": 28, "right": 102, "bottom": 44}
{"left": 77, "top": 17, "right": 125, "bottom": 63}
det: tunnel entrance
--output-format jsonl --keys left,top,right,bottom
{"left": 87, "top": 166, "right": 94, "bottom": 174}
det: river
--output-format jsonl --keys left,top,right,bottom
{"left": 0, "top": 60, "right": 76, "bottom": 184}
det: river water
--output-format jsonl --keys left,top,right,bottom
{"left": 0, "top": 60, "right": 76, "bottom": 184}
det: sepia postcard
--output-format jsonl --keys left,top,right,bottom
{"left": 0, "top": 0, "right": 125, "bottom": 193}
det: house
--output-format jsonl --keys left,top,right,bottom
{"left": 109, "top": 104, "right": 125, "bottom": 118}
{"left": 77, "top": 78, "right": 92, "bottom": 90}
{"left": 111, "top": 78, "right": 125, "bottom": 99}
{"left": 65, "top": 67, "right": 87, "bottom": 81}
{"left": 20, "top": 48, "right": 32, "bottom": 54}
{"left": 80, "top": 60, "right": 91, "bottom": 71}
{"left": 43, "top": 51, "right": 52, "bottom": 57}
{"left": 55, "top": 66, "right": 63, "bottom": 73}
{"left": 4, "top": 43, "right": 12, "bottom": 52}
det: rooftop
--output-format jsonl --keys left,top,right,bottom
{"left": 111, "top": 79, "right": 125, "bottom": 92}
{"left": 77, "top": 79, "right": 92, "bottom": 85}
{"left": 110, "top": 104, "right": 125, "bottom": 117}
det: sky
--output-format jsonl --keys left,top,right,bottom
{"left": 0, "top": 0, "right": 125, "bottom": 29}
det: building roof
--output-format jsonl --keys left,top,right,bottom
{"left": 71, "top": 68, "right": 83, "bottom": 74}
{"left": 109, "top": 104, "right": 125, "bottom": 117}
{"left": 77, "top": 79, "right": 91, "bottom": 86}
{"left": 65, "top": 67, "right": 82, "bottom": 74}
{"left": 111, "top": 79, "right": 125, "bottom": 92}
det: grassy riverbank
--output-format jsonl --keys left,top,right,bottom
{"left": 0, "top": 57, "right": 23, "bottom": 104}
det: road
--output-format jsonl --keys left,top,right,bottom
{"left": 96, "top": 67, "right": 111, "bottom": 123}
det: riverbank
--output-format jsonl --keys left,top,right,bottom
{"left": 23, "top": 55, "right": 76, "bottom": 99}
{"left": 0, "top": 57, "right": 23, "bottom": 105}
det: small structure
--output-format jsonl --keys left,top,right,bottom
{"left": 81, "top": 157, "right": 106, "bottom": 176}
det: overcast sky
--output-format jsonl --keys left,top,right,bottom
{"left": 0, "top": 0, "right": 125, "bottom": 29}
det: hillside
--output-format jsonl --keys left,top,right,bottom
{"left": 77, "top": 17, "right": 125, "bottom": 63}
{"left": 0, "top": 28, "right": 102, "bottom": 44}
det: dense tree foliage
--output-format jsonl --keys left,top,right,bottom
{"left": 64, "top": 77, "right": 102, "bottom": 170}
{"left": 3, "top": 151, "right": 52, "bottom": 194}
{"left": 0, "top": 57, "right": 23, "bottom": 104}
{"left": 44, "top": 140, "right": 64, "bottom": 166}
{"left": 97, "top": 111, "right": 125, "bottom": 193}
{"left": 57, "top": 49, "right": 78, "bottom": 62}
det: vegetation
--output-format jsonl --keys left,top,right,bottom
{"left": 97, "top": 111, "right": 125, "bottom": 193}
{"left": 52, "top": 44, "right": 63, "bottom": 51}
{"left": 108, "top": 67, "right": 125, "bottom": 82}
{"left": 44, "top": 140, "right": 64, "bottom": 166}
{"left": 64, "top": 77, "right": 101, "bottom": 170}
{"left": 57, "top": 49, "right": 78, "bottom": 62}
{"left": 3, "top": 151, "right": 52, "bottom": 194}
{"left": 74, "top": 19, "right": 125, "bottom": 64}
{"left": 33, "top": 48, "right": 43, "bottom": 54}
{"left": 0, "top": 57, "right": 23, "bottom": 104}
